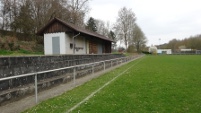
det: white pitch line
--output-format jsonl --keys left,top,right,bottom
{"left": 66, "top": 56, "right": 144, "bottom": 113}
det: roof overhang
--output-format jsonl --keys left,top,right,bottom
{"left": 36, "top": 18, "right": 114, "bottom": 42}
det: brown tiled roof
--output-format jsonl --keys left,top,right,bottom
{"left": 36, "top": 18, "right": 113, "bottom": 42}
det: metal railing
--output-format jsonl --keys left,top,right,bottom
{"left": 0, "top": 55, "right": 140, "bottom": 104}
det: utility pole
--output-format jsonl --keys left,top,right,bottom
{"left": 159, "top": 38, "right": 161, "bottom": 49}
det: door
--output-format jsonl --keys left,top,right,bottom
{"left": 52, "top": 37, "right": 60, "bottom": 54}
{"left": 98, "top": 43, "right": 102, "bottom": 54}
{"left": 89, "top": 40, "right": 97, "bottom": 54}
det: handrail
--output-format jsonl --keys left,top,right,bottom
{"left": 0, "top": 57, "right": 127, "bottom": 81}
{"left": 0, "top": 55, "right": 140, "bottom": 104}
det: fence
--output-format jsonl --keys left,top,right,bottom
{"left": 0, "top": 55, "right": 141, "bottom": 105}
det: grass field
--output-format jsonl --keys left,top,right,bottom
{"left": 24, "top": 55, "right": 201, "bottom": 113}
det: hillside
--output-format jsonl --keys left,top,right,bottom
{"left": 159, "top": 34, "right": 201, "bottom": 52}
{"left": 0, "top": 35, "right": 44, "bottom": 56}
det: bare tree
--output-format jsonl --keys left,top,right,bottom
{"left": 0, "top": 0, "right": 12, "bottom": 30}
{"left": 114, "top": 7, "right": 136, "bottom": 49}
{"left": 131, "top": 24, "right": 147, "bottom": 52}
{"left": 11, "top": 0, "right": 34, "bottom": 34}
{"left": 31, "top": 0, "right": 61, "bottom": 32}
{"left": 0, "top": 0, "right": 90, "bottom": 32}
{"left": 95, "top": 19, "right": 110, "bottom": 36}
{"left": 67, "top": 0, "right": 90, "bottom": 27}
{"left": 0, "top": 0, "right": 21, "bottom": 30}
{"left": 160, "top": 35, "right": 201, "bottom": 51}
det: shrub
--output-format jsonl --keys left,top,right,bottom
{"left": 0, "top": 37, "right": 5, "bottom": 49}
{"left": 127, "top": 45, "right": 136, "bottom": 53}
{"left": 0, "top": 36, "right": 20, "bottom": 51}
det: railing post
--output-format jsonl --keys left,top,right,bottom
{"left": 111, "top": 60, "right": 112, "bottom": 67}
{"left": 34, "top": 74, "right": 38, "bottom": 104}
{"left": 116, "top": 59, "right": 118, "bottom": 65}
{"left": 92, "top": 63, "right": 94, "bottom": 75}
{"left": 104, "top": 61, "right": 105, "bottom": 71}
{"left": 73, "top": 67, "right": 76, "bottom": 86}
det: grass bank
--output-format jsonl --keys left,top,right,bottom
{"left": 0, "top": 49, "right": 43, "bottom": 56}
{"left": 24, "top": 55, "right": 201, "bottom": 113}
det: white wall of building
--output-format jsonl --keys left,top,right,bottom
{"left": 44, "top": 32, "right": 66, "bottom": 55}
{"left": 180, "top": 49, "right": 192, "bottom": 51}
{"left": 60, "top": 33, "right": 66, "bottom": 54}
{"left": 65, "top": 33, "right": 73, "bottom": 54}
{"left": 44, "top": 32, "right": 88, "bottom": 55}
{"left": 157, "top": 49, "right": 172, "bottom": 54}
{"left": 44, "top": 34, "right": 52, "bottom": 55}
{"left": 74, "top": 36, "right": 86, "bottom": 54}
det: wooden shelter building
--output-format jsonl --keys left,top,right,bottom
{"left": 37, "top": 18, "right": 113, "bottom": 55}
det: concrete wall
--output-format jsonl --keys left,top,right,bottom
{"left": 65, "top": 33, "right": 72, "bottom": 54}
{"left": 44, "top": 32, "right": 66, "bottom": 55}
{"left": 0, "top": 54, "right": 124, "bottom": 105}
{"left": 74, "top": 36, "right": 87, "bottom": 54}
{"left": 44, "top": 32, "right": 88, "bottom": 55}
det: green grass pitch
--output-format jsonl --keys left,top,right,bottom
{"left": 24, "top": 55, "right": 201, "bottom": 113}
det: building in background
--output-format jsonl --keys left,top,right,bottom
{"left": 37, "top": 18, "right": 113, "bottom": 55}
{"left": 157, "top": 49, "right": 172, "bottom": 54}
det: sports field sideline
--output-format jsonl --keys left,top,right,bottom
{"left": 24, "top": 55, "right": 201, "bottom": 113}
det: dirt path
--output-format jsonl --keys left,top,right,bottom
{"left": 0, "top": 56, "right": 142, "bottom": 113}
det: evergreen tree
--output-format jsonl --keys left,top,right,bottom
{"left": 108, "top": 30, "right": 117, "bottom": 51}
{"left": 86, "top": 17, "right": 97, "bottom": 32}
{"left": 108, "top": 30, "right": 116, "bottom": 40}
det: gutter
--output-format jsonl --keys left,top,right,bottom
{"left": 73, "top": 32, "right": 80, "bottom": 54}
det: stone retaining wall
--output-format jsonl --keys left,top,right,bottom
{"left": 0, "top": 54, "right": 124, "bottom": 105}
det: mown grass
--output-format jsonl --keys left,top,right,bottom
{"left": 24, "top": 55, "right": 201, "bottom": 113}
{"left": 23, "top": 58, "right": 138, "bottom": 113}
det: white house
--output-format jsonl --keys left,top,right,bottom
{"left": 157, "top": 49, "right": 172, "bottom": 54}
{"left": 180, "top": 49, "right": 192, "bottom": 52}
{"left": 43, "top": 32, "right": 87, "bottom": 55}
{"left": 37, "top": 18, "right": 113, "bottom": 55}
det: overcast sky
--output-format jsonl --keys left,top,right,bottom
{"left": 89, "top": 0, "right": 201, "bottom": 46}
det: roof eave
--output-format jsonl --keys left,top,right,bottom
{"left": 36, "top": 17, "right": 114, "bottom": 42}
{"left": 36, "top": 18, "right": 57, "bottom": 36}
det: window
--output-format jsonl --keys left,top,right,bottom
{"left": 70, "top": 43, "right": 73, "bottom": 49}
